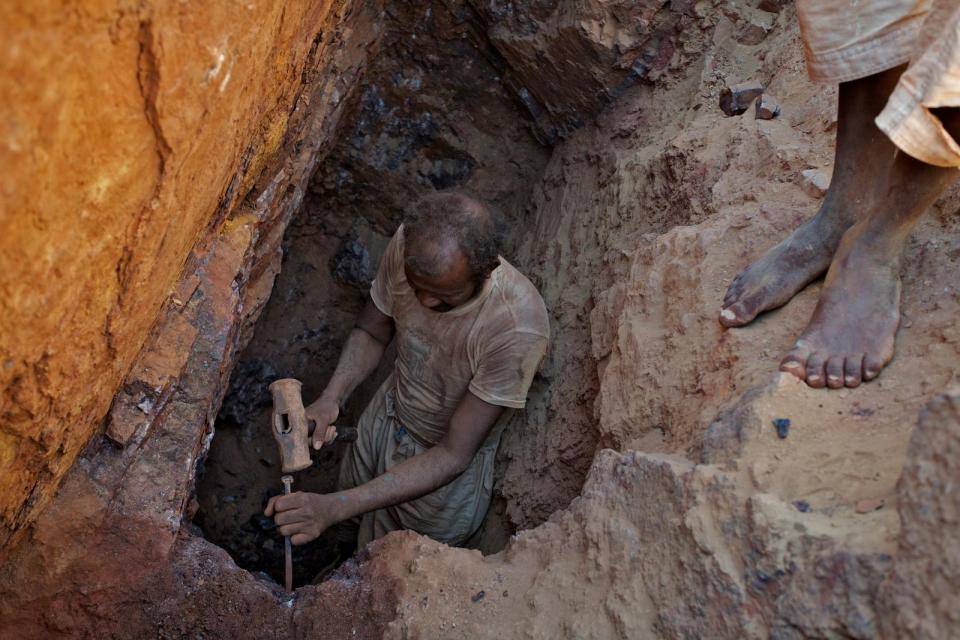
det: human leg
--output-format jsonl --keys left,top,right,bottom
{"left": 719, "top": 66, "right": 904, "bottom": 327}
{"left": 781, "top": 108, "right": 960, "bottom": 387}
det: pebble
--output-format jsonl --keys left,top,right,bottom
{"left": 793, "top": 500, "right": 811, "bottom": 513}
{"left": 755, "top": 94, "right": 781, "bottom": 120}
{"left": 800, "top": 168, "right": 830, "bottom": 197}
{"left": 773, "top": 418, "right": 791, "bottom": 439}
{"left": 472, "top": 590, "right": 485, "bottom": 603}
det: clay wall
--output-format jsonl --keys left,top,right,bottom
{"left": 0, "top": 0, "right": 382, "bottom": 556}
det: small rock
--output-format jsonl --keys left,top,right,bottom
{"left": 719, "top": 82, "right": 764, "bottom": 116}
{"left": 472, "top": 590, "right": 485, "bottom": 603}
{"left": 794, "top": 500, "right": 811, "bottom": 513}
{"left": 757, "top": 0, "right": 788, "bottom": 13}
{"left": 855, "top": 498, "right": 885, "bottom": 514}
{"left": 773, "top": 418, "right": 791, "bottom": 439}
{"left": 755, "top": 94, "right": 780, "bottom": 120}
{"left": 800, "top": 169, "right": 830, "bottom": 197}
{"left": 735, "top": 22, "right": 768, "bottom": 46}
{"left": 330, "top": 232, "right": 375, "bottom": 289}
{"left": 251, "top": 514, "right": 275, "bottom": 531}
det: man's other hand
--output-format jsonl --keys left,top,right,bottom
{"left": 304, "top": 394, "right": 339, "bottom": 450}
{"left": 264, "top": 491, "right": 340, "bottom": 545}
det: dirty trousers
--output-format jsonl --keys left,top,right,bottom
{"left": 337, "top": 375, "right": 499, "bottom": 548}
{"left": 798, "top": 0, "right": 960, "bottom": 167}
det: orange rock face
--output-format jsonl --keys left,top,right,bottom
{"left": 0, "top": 0, "right": 375, "bottom": 556}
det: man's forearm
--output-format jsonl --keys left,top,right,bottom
{"left": 327, "top": 392, "right": 503, "bottom": 524}
{"left": 330, "top": 445, "right": 468, "bottom": 523}
{"left": 269, "top": 392, "right": 504, "bottom": 544}
{"left": 323, "top": 327, "right": 386, "bottom": 405}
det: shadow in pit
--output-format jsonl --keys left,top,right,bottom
{"left": 192, "top": 211, "right": 519, "bottom": 587}
{"left": 194, "top": 393, "right": 349, "bottom": 588}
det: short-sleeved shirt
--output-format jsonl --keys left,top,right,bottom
{"left": 370, "top": 225, "right": 550, "bottom": 446}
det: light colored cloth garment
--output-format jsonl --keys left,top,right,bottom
{"left": 798, "top": 0, "right": 960, "bottom": 167}
{"left": 339, "top": 225, "right": 549, "bottom": 547}
{"left": 338, "top": 375, "right": 504, "bottom": 546}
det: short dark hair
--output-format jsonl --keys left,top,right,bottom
{"left": 403, "top": 191, "right": 504, "bottom": 285}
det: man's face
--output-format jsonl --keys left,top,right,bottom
{"left": 404, "top": 251, "right": 477, "bottom": 312}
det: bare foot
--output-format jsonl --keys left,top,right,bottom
{"left": 779, "top": 224, "right": 901, "bottom": 388}
{"left": 719, "top": 208, "right": 850, "bottom": 327}
{"left": 720, "top": 69, "right": 907, "bottom": 328}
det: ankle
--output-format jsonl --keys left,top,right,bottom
{"left": 846, "top": 221, "right": 907, "bottom": 263}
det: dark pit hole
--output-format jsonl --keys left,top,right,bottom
{"left": 193, "top": 208, "right": 517, "bottom": 589}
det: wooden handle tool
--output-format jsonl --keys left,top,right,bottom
{"left": 268, "top": 379, "right": 312, "bottom": 473}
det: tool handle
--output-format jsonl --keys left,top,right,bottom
{"left": 268, "top": 378, "right": 312, "bottom": 473}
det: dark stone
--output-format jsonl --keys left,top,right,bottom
{"left": 757, "top": 0, "right": 789, "bottom": 13}
{"left": 218, "top": 359, "right": 277, "bottom": 427}
{"left": 773, "top": 418, "right": 791, "bottom": 439}
{"left": 793, "top": 500, "right": 811, "bottom": 513}
{"left": 719, "top": 82, "right": 764, "bottom": 116}
{"left": 330, "top": 232, "right": 375, "bottom": 289}
{"left": 250, "top": 515, "right": 276, "bottom": 532}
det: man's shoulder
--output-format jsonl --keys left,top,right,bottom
{"left": 489, "top": 259, "right": 549, "bottom": 338}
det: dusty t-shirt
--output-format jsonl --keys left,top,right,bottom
{"left": 370, "top": 225, "right": 549, "bottom": 445}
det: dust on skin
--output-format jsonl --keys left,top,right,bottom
{"left": 721, "top": 67, "right": 960, "bottom": 389}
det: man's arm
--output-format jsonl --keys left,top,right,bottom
{"left": 306, "top": 298, "right": 395, "bottom": 449}
{"left": 265, "top": 391, "right": 504, "bottom": 545}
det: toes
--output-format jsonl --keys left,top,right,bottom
{"left": 719, "top": 304, "right": 743, "bottom": 327}
{"left": 723, "top": 275, "right": 744, "bottom": 306}
{"left": 720, "top": 291, "right": 767, "bottom": 328}
{"left": 804, "top": 353, "right": 826, "bottom": 388}
{"left": 825, "top": 356, "right": 844, "bottom": 389}
{"left": 843, "top": 355, "right": 863, "bottom": 388}
{"left": 780, "top": 348, "right": 809, "bottom": 381}
{"left": 863, "top": 354, "right": 885, "bottom": 381}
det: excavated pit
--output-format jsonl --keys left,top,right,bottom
{"left": 193, "top": 211, "right": 382, "bottom": 586}
{"left": 192, "top": 199, "right": 523, "bottom": 586}
{"left": 192, "top": 0, "right": 563, "bottom": 584}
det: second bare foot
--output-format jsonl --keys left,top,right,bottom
{"left": 719, "top": 207, "right": 850, "bottom": 327}
{"left": 779, "top": 224, "right": 901, "bottom": 389}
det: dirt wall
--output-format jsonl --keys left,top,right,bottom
{"left": 0, "top": 0, "right": 381, "bottom": 556}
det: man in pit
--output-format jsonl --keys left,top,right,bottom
{"left": 265, "top": 191, "right": 549, "bottom": 548}
{"left": 719, "top": 0, "right": 960, "bottom": 389}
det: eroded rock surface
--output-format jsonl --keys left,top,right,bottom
{"left": 0, "top": 0, "right": 382, "bottom": 555}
